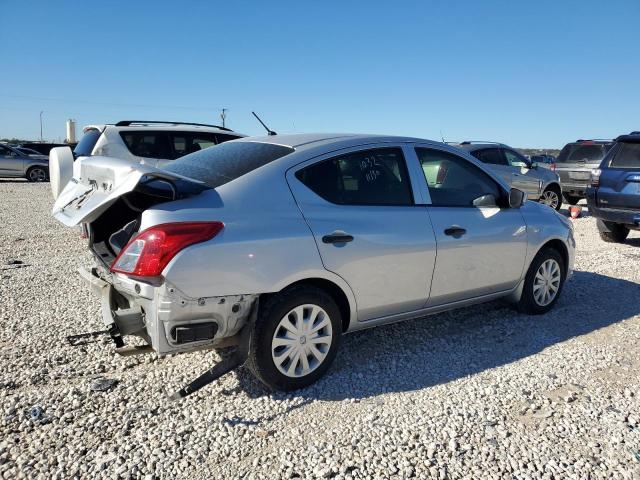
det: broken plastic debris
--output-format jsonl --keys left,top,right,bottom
{"left": 90, "top": 377, "right": 118, "bottom": 392}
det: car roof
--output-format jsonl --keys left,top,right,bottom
{"left": 83, "top": 123, "right": 246, "bottom": 136}
{"left": 450, "top": 141, "right": 509, "bottom": 152}
{"left": 229, "top": 133, "right": 431, "bottom": 151}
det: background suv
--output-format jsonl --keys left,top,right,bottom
{"left": 586, "top": 132, "right": 640, "bottom": 243}
{"left": 72, "top": 120, "right": 246, "bottom": 167}
{"left": 455, "top": 141, "right": 563, "bottom": 210}
{"left": 555, "top": 139, "right": 614, "bottom": 205}
{"left": 0, "top": 143, "right": 49, "bottom": 181}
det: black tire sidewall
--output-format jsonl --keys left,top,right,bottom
{"left": 519, "top": 248, "right": 566, "bottom": 314}
{"left": 248, "top": 286, "right": 342, "bottom": 391}
{"left": 27, "top": 167, "right": 47, "bottom": 182}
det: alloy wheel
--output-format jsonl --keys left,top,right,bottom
{"left": 540, "top": 189, "right": 560, "bottom": 209}
{"left": 29, "top": 168, "right": 47, "bottom": 182}
{"left": 533, "top": 259, "right": 561, "bottom": 306}
{"left": 271, "top": 304, "right": 333, "bottom": 378}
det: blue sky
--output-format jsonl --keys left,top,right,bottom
{"left": 1, "top": 0, "right": 638, "bottom": 147}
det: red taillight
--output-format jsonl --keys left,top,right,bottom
{"left": 110, "top": 222, "right": 224, "bottom": 278}
{"left": 550, "top": 163, "right": 556, "bottom": 171}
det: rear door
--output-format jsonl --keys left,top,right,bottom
{"left": 597, "top": 141, "right": 640, "bottom": 209}
{"left": 415, "top": 146, "right": 528, "bottom": 305}
{"left": 288, "top": 145, "right": 437, "bottom": 321}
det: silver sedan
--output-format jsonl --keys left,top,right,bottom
{"left": 52, "top": 134, "right": 575, "bottom": 395}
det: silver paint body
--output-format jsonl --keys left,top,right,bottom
{"left": 53, "top": 134, "right": 575, "bottom": 355}
{"left": 0, "top": 144, "right": 49, "bottom": 178}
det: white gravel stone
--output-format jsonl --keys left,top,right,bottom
{"left": 1, "top": 183, "right": 639, "bottom": 479}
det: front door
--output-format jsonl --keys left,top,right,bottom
{"left": 503, "top": 149, "right": 540, "bottom": 197}
{"left": 288, "top": 146, "right": 437, "bottom": 321}
{"left": 415, "top": 146, "right": 528, "bottom": 305}
{"left": 0, "top": 146, "right": 23, "bottom": 176}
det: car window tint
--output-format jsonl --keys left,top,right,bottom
{"left": 471, "top": 148, "right": 507, "bottom": 165}
{"left": 119, "top": 131, "right": 172, "bottom": 159}
{"left": 164, "top": 141, "right": 294, "bottom": 188}
{"left": 557, "top": 144, "right": 609, "bottom": 163}
{"left": 171, "top": 132, "right": 218, "bottom": 159}
{"left": 504, "top": 149, "right": 529, "bottom": 167}
{"left": 0, "top": 146, "right": 11, "bottom": 156}
{"left": 216, "top": 134, "right": 240, "bottom": 144}
{"left": 296, "top": 148, "right": 413, "bottom": 206}
{"left": 74, "top": 128, "right": 102, "bottom": 157}
{"left": 416, "top": 148, "right": 500, "bottom": 207}
{"left": 609, "top": 142, "right": 640, "bottom": 168}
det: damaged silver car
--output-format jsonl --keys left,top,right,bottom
{"left": 52, "top": 134, "right": 575, "bottom": 398}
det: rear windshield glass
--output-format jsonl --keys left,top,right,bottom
{"left": 609, "top": 142, "right": 640, "bottom": 168}
{"left": 164, "top": 141, "right": 294, "bottom": 188}
{"left": 74, "top": 129, "right": 102, "bottom": 157}
{"left": 557, "top": 143, "right": 611, "bottom": 163}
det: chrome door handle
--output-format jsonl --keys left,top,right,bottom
{"left": 444, "top": 226, "right": 466, "bottom": 238}
{"left": 322, "top": 233, "right": 354, "bottom": 244}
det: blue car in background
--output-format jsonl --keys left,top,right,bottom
{"left": 586, "top": 131, "right": 640, "bottom": 243}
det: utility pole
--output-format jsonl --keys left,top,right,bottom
{"left": 220, "top": 108, "right": 227, "bottom": 128}
{"left": 39, "top": 111, "right": 44, "bottom": 141}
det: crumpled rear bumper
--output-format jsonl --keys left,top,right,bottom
{"left": 78, "top": 266, "right": 258, "bottom": 355}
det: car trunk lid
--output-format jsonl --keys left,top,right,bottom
{"left": 52, "top": 156, "right": 210, "bottom": 227}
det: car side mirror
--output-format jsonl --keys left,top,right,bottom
{"left": 509, "top": 188, "right": 526, "bottom": 208}
{"left": 472, "top": 193, "right": 497, "bottom": 207}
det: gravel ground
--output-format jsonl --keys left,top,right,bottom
{"left": 1, "top": 180, "right": 639, "bottom": 480}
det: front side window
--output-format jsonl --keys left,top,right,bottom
{"left": 416, "top": 148, "right": 501, "bottom": 207}
{"left": 472, "top": 148, "right": 507, "bottom": 166}
{"left": 0, "top": 146, "right": 12, "bottom": 156}
{"left": 119, "top": 131, "right": 173, "bottom": 159}
{"left": 503, "top": 149, "right": 529, "bottom": 167}
{"left": 296, "top": 148, "right": 413, "bottom": 206}
{"left": 609, "top": 142, "right": 640, "bottom": 168}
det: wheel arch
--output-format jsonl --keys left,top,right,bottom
{"left": 261, "top": 277, "right": 354, "bottom": 333}
{"left": 535, "top": 238, "right": 569, "bottom": 276}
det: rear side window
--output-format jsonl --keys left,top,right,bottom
{"left": 120, "top": 131, "right": 173, "bottom": 159}
{"left": 170, "top": 132, "right": 219, "bottom": 159}
{"left": 296, "top": 148, "right": 413, "bottom": 206}
{"left": 74, "top": 129, "right": 102, "bottom": 157}
{"left": 471, "top": 148, "right": 507, "bottom": 166}
{"left": 609, "top": 142, "right": 640, "bottom": 168}
{"left": 557, "top": 143, "right": 611, "bottom": 163}
{"left": 416, "top": 148, "right": 501, "bottom": 207}
{"left": 164, "top": 141, "right": 294, "bottom": 188}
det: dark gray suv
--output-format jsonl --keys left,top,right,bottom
{"left": 455, "top": 142, "right": 563, "bottom": 210}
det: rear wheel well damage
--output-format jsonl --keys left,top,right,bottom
{"left": 261, "top": 278, "right": 352, "bottom": 332}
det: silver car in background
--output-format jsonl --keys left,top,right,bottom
{"left": 52, "top": 134, "right": 574, "bottom": 396}
{"left": 0, "top": 144, "right": 49, "bottom": 181}
{"left": 455, "top": 142, "right": 563, "bottom": 210}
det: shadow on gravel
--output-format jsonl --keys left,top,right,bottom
{"left": 232, "top": 270, "right": 640, "bottom": 406}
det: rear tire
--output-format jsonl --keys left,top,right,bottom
{"left": 517, "top": 247, "right": 566, "bottom": 315}
{"left": 597, "top": 219, "right": 629, "bottom": 243}
{"left": 247, "top": 286, "right": 342, "bottom": 391}
{"left": 26, "top": 166, "right": 48, "bottom": 182}
{"left": 563, "top": 194, "right": 581, "bottom": 206}
{"left": 540, "top": 185, "right": 562, "bottom": 211}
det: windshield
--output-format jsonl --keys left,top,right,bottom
{"left": 74, "top": 129, "right": 102, "bottom": 157}
{"left": 164, "top": 141, "right": 294, "bottom": 188}
{"left": 557, "top": 143, "right": 611, "bottom": 163}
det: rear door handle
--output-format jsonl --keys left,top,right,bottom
{"left": 322, "top": 232, "right": 354, "bottom": 244}
{"left": 444, "top": 226, "right": 466, "bottom": 238}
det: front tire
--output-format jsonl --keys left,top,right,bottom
{"left": 540, "top": 185, "right": 562, "bottom": 211}
{"left": 517, "top": 248, "right": 566, "bottom": 315}
{"left": 247, "top": 286, "right": 342, "bottom": 391}
{"left": 597, "top": 219, "right": 629, "bottom": 243}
